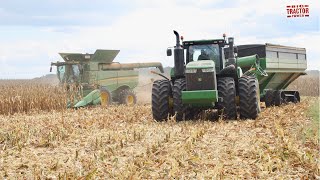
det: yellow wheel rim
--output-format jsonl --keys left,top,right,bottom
{"left": 127, "top": 95, "right": 134, "bottom": 105}
{"left": 100, "top": 92, "right": 109, "bottom": 106}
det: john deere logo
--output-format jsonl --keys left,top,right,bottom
{"left": 198, "top": 78, "right": 202, "bottom": 81}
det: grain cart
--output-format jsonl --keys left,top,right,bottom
{"left": 50, "top": 49, "right": 164, "bottom": 108}
{"left": 152, "top": 31, "right": 267, "bottom": 121}
{"left": 225, "top": 44, "right": 307, "bottom": 107}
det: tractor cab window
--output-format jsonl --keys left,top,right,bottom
{"left": 189, "top": 44, "right": 220, "bottom": 62}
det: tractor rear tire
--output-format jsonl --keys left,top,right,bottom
{"left": 100, "top": 87, "right": 112, "bottom": 107}
{"left": 239, "top": 76, "right": 260, "bottom": 120}
{"left": 173, "top": 78, "right": 192, "bottom": 121}
{"left": 265, "top": 90, "right": 275, "bottom": 107}
{"left": 119, "top": 89, "right": 137, "bottom": 105}
{"left": 217, "top": 77, "right": 237, "bottom": 120}
{"left": 152, "top": 79, "right": 172, "bottom": 121}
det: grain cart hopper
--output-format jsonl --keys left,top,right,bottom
{"left": 225, "top": 44, "right": 307, "bottom": 107}
{"left": 151, "top": 31, "right": 267, "bottom": 121}
{"left": 50, "top": 49, "right": 164, "bottom": 108}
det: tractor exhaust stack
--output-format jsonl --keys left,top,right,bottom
{"left": 173, "top": 30, "right": 185, "bottom": 78}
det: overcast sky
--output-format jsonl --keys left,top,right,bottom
{"left": 0, "top": 0, "right": 319, "bottom": 79}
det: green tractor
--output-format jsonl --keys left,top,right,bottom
{"left": 50, "top": 49, "right": 163, "bottom": 108}
{"left": 152, "top": 31, "right": 267, "bottom": 121}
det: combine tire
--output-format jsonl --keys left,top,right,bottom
{"left": 265, "top": 90, "right": 275, "bottom": 107}
{"left": 217, "top": 77, "right": 237, "bottom": 120}
{"left": 152, "top": 79, "right": 172, "bottom": 121}
{"left": 173, "top": 78, "right": 192, "bottom": 121}
{"left": 100, "top": 87, "right": 112, "bottom": 106}
{"left": 119, "top": 89, "right": 137, "bottom": 105}
{"left": 274, "top": 90, "right": 286, "bottom": 106}
{"left": 239, "top": 76, "right": 260, "bottom": 119}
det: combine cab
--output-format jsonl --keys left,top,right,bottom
{"left": 51, "top": 49, "right": 163, "bottom": 108}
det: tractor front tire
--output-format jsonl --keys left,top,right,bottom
{"left": 239, "top": 76, "right": 260, "bottom": 120}
{"left": 152, "top": 79, "right": 172, "bottom": 121}
{"left": 217, "top": 77, "right": 237, "bottom": 120}
{"left": 119, "top": 89, "right": 137, "bottom": 105}
{"left": 173, "top": 78, "right": 192, "bottom": 121}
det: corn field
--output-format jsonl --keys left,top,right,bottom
{"left": 0, "top": 80, "right": 67, "bottom": 115}
{"left": 0, "top": 75, "right": 319, "bottom": 178}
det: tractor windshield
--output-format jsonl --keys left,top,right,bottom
{"left": 57, "top": 64, "right": 81, "bottom": 83}
{"left": 189, "top": 44, "right": 220, "bottom": 62}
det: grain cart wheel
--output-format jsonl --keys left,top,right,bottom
{"left": 152, "top": 79, "right": 172, "bottom": 121}
{"left": 265, "top": 90, "right": 275, "bottom": 107}
{"left": 119, "top": 89, "right": 137, "bottom": 105}
{"left": 293, "top": 91, "right": 300, "bottom": 103}
{"left": 217, "top": 77, "right": 237, "bottom": 120}
{"left": 274, "top": 90, "right": 286, "bottom": 106}
{"left": 100, "top": 88, "right": 112, "bottom": 107}
{"left": 173, "top": 78, "right": 193, "bottom": 121}
{"left": 239, "top": 76, "right": 260, "bottom": 120}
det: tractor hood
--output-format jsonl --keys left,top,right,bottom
{"left": 186, "top": 60, "right": 215, "bottom": 69}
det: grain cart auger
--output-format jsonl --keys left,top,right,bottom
{"left": 151, "top": 30, "right": 267, "bottom": 121}
{"left": 50, "top": 49, "right": 164, "bottom": 108}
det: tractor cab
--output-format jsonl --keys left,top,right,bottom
{"left": 183, "top": 39, "right": 226, "bottom": 73}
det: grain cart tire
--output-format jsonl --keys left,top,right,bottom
{"left": 239, "top": 76, "right": 260, "bottom": 120}
{"left": 274, "top": 90, "right": 286, "bottom": 106}
{"left": 119, "top": 89, "right": 137, "bottom": 105}
{"left": 173, "top": 78, "right": 193, "bottom": 121}
{"left": 100, "top": 88, "right": 112, "bottom": 107}
{"left": 265, "top": 90, "right": 275, "bottom": 107}
{"left": 293, "top": 91, "right": 300, "bottom": 103}
{"left": 152, "top": 79, "right": 172, "bottom": 121}
{"left": 217, "top": 77, "right": 237, "bottom": 120}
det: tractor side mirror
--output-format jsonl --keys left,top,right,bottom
{"left": 166, "top": 49, "right": 172, "bottom": 56}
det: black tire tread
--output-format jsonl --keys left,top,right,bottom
{"left": 265, "top": 90, "right": 275, "bottom": 107}
{"left": 152, "top": 79, "right": 171, "bottom": 121}
{"left": 217, "top": 77, "right": 237, "bottom": 120}
{"left": 239, "top": 76, "right": 259, "bottom": 119}
{"left": 173, "top": 79, "right": 192, "bottom": 121}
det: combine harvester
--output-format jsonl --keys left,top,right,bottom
{"left": 151, "top": 30, "right": 307, "bottom": 121}
{"left": 50, "top": 49, "right": 163, "bottom": 108}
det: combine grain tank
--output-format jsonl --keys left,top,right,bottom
{"left": 50, "top": 49, "right": 164, "bottom": 108}
{"left": 234, "top": 43, "right": 307, "bottom": 107}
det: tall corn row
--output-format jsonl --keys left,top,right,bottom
{"left": 0, "top": 80, "right": 68, "bottom": 115}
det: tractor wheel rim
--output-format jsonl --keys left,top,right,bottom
{"left": 127, "top": 95, "right": 134, "bottom": 105}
